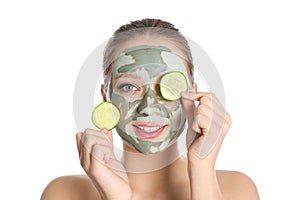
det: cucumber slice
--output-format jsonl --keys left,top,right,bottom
{"left": 92, "top": 102, "right": 121, "bottom": 130}
{"left": 160, "top": 71, "right": 188, "bottom": 101}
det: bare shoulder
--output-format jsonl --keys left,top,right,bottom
{"left": 41, "top": 175, "right": 100, "bottom": 200}
{"left": 216, "top": 170, "right": 260, "bottom": 200}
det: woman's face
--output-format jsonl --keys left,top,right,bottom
{"left": 109, "top": 45, "right": 191, "bottom": 154}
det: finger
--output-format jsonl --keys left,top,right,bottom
{"left": 79, "top": 138, "right": 112, "bottom": 172}
{"left": 91, "top": 143, "right": 112, "bottom": 164}
{"left": 181, "top": 93, "right": 196, "bottom": 126}
{"left": 181, "top": 91, "right": 212, "bottom": 131}
{"left": 76, "top": 132, "right": 83, "bottom": 152}
{"left": 79, "top": 139, "right": 91, "bottom": 170}
{"left": 182, "top": 91, "right": 224, "bottom": 111}
{"left": 181, "top": 91, "right": 211, "bottom": 125}
{"left": 76, "top": 132, "right": 85, "bottom": 166}
{"left": 77, "top": 130, "right": 113, "bottom": 170}
{"left": 85, "top": 128, "right": 113, "bottom": 144}
{"left": 84, "top": 128, "right": 108, "bottom": 137}
{"left": 89, "top": 146, "right": 128, "bottom": 191}
{"left": 76, "top": 132, "right": 89, "bottom": 168}
{"left": 181, "top": 91, "right": 211, "bottom": 102}
{"left": 91, "top": 144, "right": 124, "bottom": 172}
{"left": 194, "top": 103, "right": 225, "bottom": 131}
{"left": 104, "top": 129, "right": 113, "bottom": 144}
{"left": 183, "top": 92, "right": 226, "bottom": 130}
{"left": 199, "top": 95, "right": 226, "bottom": 120}
{"left": 182, "top": 93, "right": 229, "bottom": 159}
{"left": 192, "top": 111, "right": 211, "bottom": 133}
{"left": 81, "top": 134, "right": 112, "bottom": 154}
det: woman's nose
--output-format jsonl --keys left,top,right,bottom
{"left": 137, "top": 89, "right": 168, "bottom": 117}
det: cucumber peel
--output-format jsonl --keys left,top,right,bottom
{"left": 92, "top": 102, "right": 121, "bottom": 130}
{"left": 160, "top": 71, "right": 188, "bottom": 101}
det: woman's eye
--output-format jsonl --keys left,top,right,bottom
{"left": 118, "top": 84, "right": 138, "bottom": 92}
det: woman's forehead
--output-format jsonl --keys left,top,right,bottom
{"left": 113, "top": 38, "right": 186, "bottom": 61}
{"left": 112, "top": 45, "right": 189, "bottom": 79}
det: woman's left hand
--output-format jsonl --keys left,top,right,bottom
{"left": 181, "top": 91, "right": 232, "bottom": 170}
{"left": 181, "top": 91, "right": 232, "bottom": 199}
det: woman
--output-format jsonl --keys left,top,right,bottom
{"left": 41, "top": 18, "right": 259, "bottom": 200}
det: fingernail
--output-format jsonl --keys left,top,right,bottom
{"left": 181, "top": 91, "right": 191, "bottom": 99}
{"left": 101, "top": 128, "right": 108, "bottom": 134}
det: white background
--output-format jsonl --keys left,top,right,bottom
{"left": 1, "top": 0, "right": 299, "bottom": 199}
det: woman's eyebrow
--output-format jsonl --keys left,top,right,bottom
{"left": 114, "top": 73, "right": 142, "bottom": 80}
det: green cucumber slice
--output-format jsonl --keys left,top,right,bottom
{"left": 92, "top": 102, "right": 121, "bottom": 130}
{"left": 160, "top": 71, "right": 188, "bottom": 101}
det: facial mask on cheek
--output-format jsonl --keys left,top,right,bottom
{"left": 110, "top": 45, "right": 189, "bottom": 154}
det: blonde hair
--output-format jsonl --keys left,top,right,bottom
{"left": 102, "top": 18, "right": 194, "bottom": 93}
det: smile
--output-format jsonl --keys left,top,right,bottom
{"left": 133, "top": 123, "right": 168, "bottom": 139}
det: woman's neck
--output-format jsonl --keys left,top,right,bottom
{"left": 123, "top": 144, "right": 189, "bottom": 198}
{"left": 121, "top": 142, "right": 183, "bottom": 173}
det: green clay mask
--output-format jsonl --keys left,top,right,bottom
{"left": 110, "top": 45, "right": 191, "bottom": 154}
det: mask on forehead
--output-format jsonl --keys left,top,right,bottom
{"left": 109, "top": 45, "right": 189, "bottom": 154}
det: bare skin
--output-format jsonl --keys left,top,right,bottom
{"left": 41, "top": 158, "right": 259, "bottom": 200}
{"left": 41, "top": 37, "right": 260, "bottom": 200}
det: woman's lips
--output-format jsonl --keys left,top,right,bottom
{"left": 132, "top": 123, "right": 168, "bottom": 140}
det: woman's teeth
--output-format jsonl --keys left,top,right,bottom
{"left": 136, "top": 126, "right": 162, "bottom": 133}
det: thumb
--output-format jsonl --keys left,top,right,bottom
{"left": 181, "top": 91, "right": 196, "bottom": 126}
{"left": 101, "top": 129, "right": 116, "bottom": 161}
{"left": 181, "top": 91, "right": 198, "bottom": 148}
{"left": 101, "top": 129, "right": 114, "bottom": 144}
{"left": 181, "top": 91, "right": 212, "bottom": 126}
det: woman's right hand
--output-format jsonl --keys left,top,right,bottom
{"left": 76, "top": 128, "right": 132, "bottom": 200}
